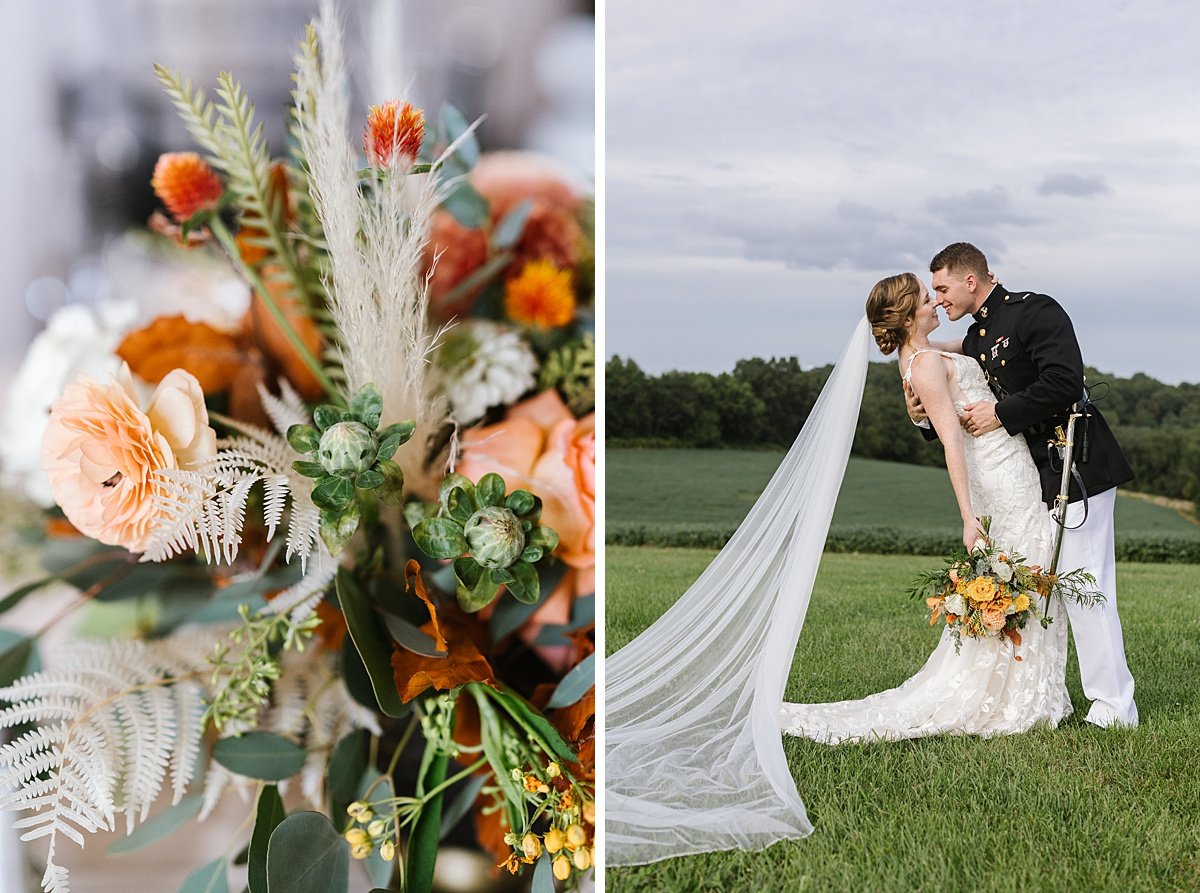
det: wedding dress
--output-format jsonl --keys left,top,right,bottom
{"left": 605, "top": 321, "right": 1069, "bottom": 868}
{"left": 780, "top": 348, "right": 1070, "bottom": 743}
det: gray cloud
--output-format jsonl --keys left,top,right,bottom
{"left": 1037, "top": 173, "right": 1112, "bottom": 197}
{"left": 926, "top": 187, "right": 1042, "bottom": 230}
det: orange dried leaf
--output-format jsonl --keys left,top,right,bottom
{"left": 116, "top": 315, "right": 246, "bottom": 392}
{"left": 390, "top": 609, "right": 495, "bottom": 702}
{"left": 405, "top": 560, "right": 447, "bottom": 653}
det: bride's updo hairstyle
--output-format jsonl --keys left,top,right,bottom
{"left": 865, "top": 272, "right": 921, "bottom": 356}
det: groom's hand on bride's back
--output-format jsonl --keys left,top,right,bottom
{"left": 961, "top": 401, "right": 1003, "bottom": 437}
{"left": 903, "top": 380, "right": 928, "bottom": 424}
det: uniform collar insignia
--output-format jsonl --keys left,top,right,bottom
{"left": 973, "top": 284, "right": 1008, "bottom": 323}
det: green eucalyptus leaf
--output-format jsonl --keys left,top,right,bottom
{"left": 292, "top": 460, "right": 327, "bottom": 479}
{"left": 446, "top": 487, "right": 473, "bottom": 524}
{"left": 505, "top": 561, "right": 540, "bottom": 605}
{"left": 0, "top": 634, "right": 36, "bottom": 687}
{"left": 348, "top": 384, "right": 383, "bottom": 429}
{"left": 375, "top": 459, "right": 405, "bottom": 506}
{"left": 438, "top": 474, "right": 477, "bottom": 512}
{"left": 179, "top": 857, "right": 228, "bottom": 893}
{"left": 109, "top": 794, "right": 203, "bottom": 855}
{"left": 382, "top": 611, "right": 446, "bottom": 657}
{"left": 354, "top": 469, "right": 385, "bottom": 490}
{"left": 287, "top": 424, "right": 321, "bottom": 454}
{"left": 336, "top": 569, "right": 408, "bottom": 717}
{"left": 453, "top": 557, "right": 482, "bottom": 591}
{"left": 505, "top": 489, "right": 536, "bottom": 516}
{"left": 442, "top": 181, "right": 489, "bottom": 229}
{"left": 438, "top": 774, "right": 487, "bottom": 841}
{"left": 413, "top": 518, "right": 467, "bottom": 560}
{"left": 490, "top": 199, "right": 533, "bottom": 251}
{"left": 248, "top": 785, "right": 286, "bottom": 893}
{"left": 441, "top": 103, "right": 480, "bottom": 168}
{"left": 327, "top": 731, "right": 369, "bottom": 831}
{"left": 531, "top": 853, "right": 555, "bottom": 893}
{"left": 312, "top": 476, "right": 355, "bottom": 512}
{"left": 519, "top": 545, "right": 544, "bottom": 564}
{"left": 476, "top": 473, "right": 506, "bottom": 508}
{"left": 313, "top": 405, "right": 340, "bottom": 431}
{"left": 546, "top": 652, "right": 595, "bottom": 709}
{"left": 266, "top": 812, "right": 349, "bottom": 893}
{"left": 0, "top": 577, "right": 56, "bottom": 614}
{"left": 457, "top": 571, "right": 501, "bottom": 613}
{"left": 212, "top": 733, "right": 307, "bottom": 782}
{"left": 319, "top": 506, "right": 360, "bottom": 556}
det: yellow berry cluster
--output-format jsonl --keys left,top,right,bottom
{"left": 344, "top": 800, "right": 396, "bottom": 862}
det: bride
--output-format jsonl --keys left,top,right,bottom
{"left": 606, "top": 273, "right": 1071, "bottom": 867}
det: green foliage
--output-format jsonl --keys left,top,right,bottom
{"left": 606, "top": 547, "right": 1200, "bottom": 893}
{"left": 212, "top": 732, "right": 308, "bottom": 781}
{"left": 606, "top": 358, "right": 1200, "bottom": 503}
{"left": 266, "top": 812, "right": 349, "bottom": 893}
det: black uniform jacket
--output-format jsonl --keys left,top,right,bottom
{"left": 929, "top": 285, "right": 1133, "bottom": 508}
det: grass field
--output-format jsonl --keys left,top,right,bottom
{"left": 605, "top": 546, "right": 1200, "bottom": 892}
{"left": 606, "top": 449, "right": 1200, "bottom": 539}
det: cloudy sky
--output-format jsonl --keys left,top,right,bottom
{"left": 605, "top": 0, "right": 1200, "bottom": 384}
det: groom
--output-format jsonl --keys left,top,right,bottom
{"left": 912, "top": 242, "right": 1138, "bottom": 728}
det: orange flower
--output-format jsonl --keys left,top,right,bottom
{"left": 151, "top": 152, "right": 223, "bottom": 222}
{"left": 505, "top": 260, "right": 576, "bottom": 329}
{"left": 364, "top": 100, "right": 425, "bottom": 167}
{"left": 982, "top": 609, "right": 1008, "bottom": 632}
{"left": 41, "top": 365, "right": 216, "bottom": 553}
{"left": 457, "top": 390, "right": 594, "bottom": 570}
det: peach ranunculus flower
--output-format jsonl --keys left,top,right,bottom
{"left": 41, "top": 364, "right": 217, "bottom": 553}
{"left": 456, "top": 389, "right": 594, "bottom": 571}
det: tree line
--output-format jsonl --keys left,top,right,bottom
{"left": 606, "top": 356, "right": 1200, "bottom": 503}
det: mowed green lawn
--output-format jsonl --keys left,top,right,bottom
{"left": 606, "top": 449, "right": 1200, "bottom": 537}
{"left": 605, "top": 547, "right": 1200, "bottom": 892}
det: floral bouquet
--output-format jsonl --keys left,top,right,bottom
{"left": 906, "top": 519, "right": 1103, "bottom": 660}
{"left": 0, "top": 6, "right": 593, "bottom": 893}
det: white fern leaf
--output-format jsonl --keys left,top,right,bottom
{"left": 262, "top": 552, "right": 336, "bottom": 622}
{"left": 258, "top": 379, "right": 311, "bottom": 437}
{"left": 0, "top": 635, "right": 214, "bottom": 893}
{"left": 142, "top": 401, "right": 320, "bottom": 569}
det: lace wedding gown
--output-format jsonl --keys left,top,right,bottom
{"left": 780, "top": 349, "right": 1071, "bottom": 743}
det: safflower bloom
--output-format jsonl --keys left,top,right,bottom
{"left": 151, "top": 152, "right": 223, "bottom": 222}
{"left": 364, "top": 100, "right": 425, "bottom": 167}
{"left": 505, "top": 260, "right": 576, "bottom": 329}
{"left": 41, "top": 365, "right": 216, "bottom": 553}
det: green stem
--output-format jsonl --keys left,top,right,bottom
{"left": 208, "top": 216, "right": 343, "bottom": 404}
{"left": 419, "top": 757, "right": 487, "bottom": 804}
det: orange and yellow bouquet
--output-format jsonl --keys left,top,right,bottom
{"left": 0, "top": 7, "right": 593, "bottom": 893}
{"left": 906, "top": 519, "right": 1103, "bottom": 660}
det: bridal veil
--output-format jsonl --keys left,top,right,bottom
{"left": 605, "top": 317, "right": 871, "bottom": 866}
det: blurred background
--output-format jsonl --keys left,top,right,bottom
{"left": 0, "top": 0, "right": 595, "bottom": 384}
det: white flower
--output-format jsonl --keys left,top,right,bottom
{"left": 990, "top": 558, "right": 1014, "bottom": 583}
{"left": 436, "top": 320, "right": 538, "bottom": 425}
{"left": 0, "top": 302, "right": 135, "bottom": 506}
{"left": 944, "top": 593, "right": 967, "bottom": 616}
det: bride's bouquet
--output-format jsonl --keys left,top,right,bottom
{"left": 906, "top": 519, "right": 1103, "bottom": 659}
{"left": 0, "top": 8, "right": 593, "bottom": 893}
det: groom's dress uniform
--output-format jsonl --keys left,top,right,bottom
{"left": 964, "top": 285, "right": 1138, "bottom": 727}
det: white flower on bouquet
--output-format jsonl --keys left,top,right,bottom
{"left": 0, "top": 301, "right": 136, "bottom": 506}
{"left": 436, "top": 320, "right": 538, "bottom": 425}
{"left": 990, "top": 557, "right": 1014, "bottom": 583}
{"left": 944, "top": 593, "right": 967, "bottom": 616}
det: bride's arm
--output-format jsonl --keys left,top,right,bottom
{"left": 907, "top": 353, "right": 979, "bottom": 550}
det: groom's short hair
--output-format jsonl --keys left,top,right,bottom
{"left": 930, "top": 242, "right": 989, "bottom": 278}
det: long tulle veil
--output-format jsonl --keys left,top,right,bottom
{"left": 605, "top": 317, "right": 871, "bottom": 866}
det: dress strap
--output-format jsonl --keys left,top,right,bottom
{"left": 903, "top": 348, "right": 946, "bottom": 379}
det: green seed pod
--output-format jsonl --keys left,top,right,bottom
{"left": 318, "top": 421, "right": 377, "bottom": 477}
{"left": 464, "top": 505, "right": 526, "bottom": 569}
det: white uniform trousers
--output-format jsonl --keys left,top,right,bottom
{"left": 1056, "top": 487, "right": 1138, "bottom": 727}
